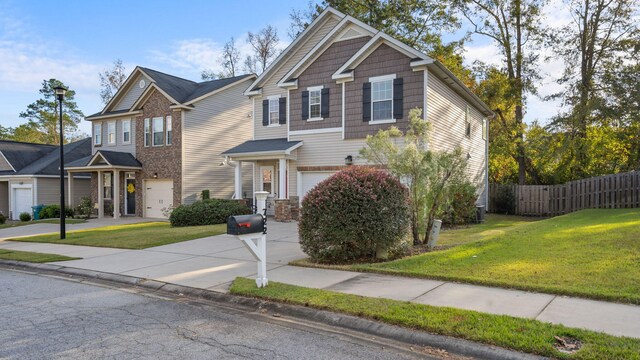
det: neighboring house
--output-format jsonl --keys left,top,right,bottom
{"left": 0, "top": 138, "right": 91, "bottom": 220}
{"left": 222, "top": 7, "right": 493, "bottom": 220}
{"left": 66, "top": 67, "right": 255, "bottom": 219}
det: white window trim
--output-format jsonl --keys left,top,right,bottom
{"left": 107, "top": 121, "right": 116, "bottom": 146}
{"left": 307, "top": 85, "right": 324, "bottom": 122}
{"left": 144, "top": 118, "right": 150, "bottom": 147}
{"left": 152, "top": 117, "right": 164, "bottom": 147}
{"left": 103, "top": 172, "right": 113, "bottom": 200}
{"left": 122, "top": 119, "right": 131, "bottom": 145}
{"left": 267, "top": 95, "right": 281, "bottom": 127}
{"left": 165, "top": 115, "right": 172, "bottom": 145}
{"left": 94, "top": 123, "right": 102, "bottom": 146}
{"left": 482, "top": 117, "right": 487, "bottom": 140}
{"left": 369, "top": 73, "right": 396, "bottom": 125}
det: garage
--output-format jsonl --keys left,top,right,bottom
{"left": 299, "top": 172, "right": 335, "bottom": 200}
{"left": 144, "top": 180, "right": 173, "bottom": 218}
{"left": 12, "top": 187, "right": 33, "bottom": 220}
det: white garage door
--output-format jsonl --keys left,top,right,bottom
{"left": 145, "top": 180, "right": 173, "bottom": 218}
{"left": 299, "top": 172, "right": 335, "bottom": 200}
{"left": 13, "top": 187, "right": 33, "bottom": 220}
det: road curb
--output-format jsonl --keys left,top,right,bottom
{"left": 0, "top": 260, "right": 544, "bottom": 360}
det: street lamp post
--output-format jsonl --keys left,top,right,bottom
{"left": 54, "top": 85, "right": 67, "bottom": 239}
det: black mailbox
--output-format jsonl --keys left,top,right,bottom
{"left": 227, "top": 214, "right": 266, "bottom": 235}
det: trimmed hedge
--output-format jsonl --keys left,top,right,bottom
{"left": 0, "top": 212, "right": 5, "bottom": 224}
{"left": 299, "top": 167, "right": 410, "bottom": 264}
{"left": 39, "top": 205, "right": 74, "bottom": 219}
{"left": 170, "top": 199, "right": 251, "bottom": 227}
{"left": 441, "top": 181, "right": 478, "bottom": 226}
{"left": 19, "top": 212, "right": 31, "bottom": 222}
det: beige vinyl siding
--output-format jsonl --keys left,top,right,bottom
{"left": 0, "top": 181, "right": 8, "bottom": 215}
{"left": 92, "top": 118, "right": 136, "bottom": 155}
{"left": 36, "top": 177, "right": 91, "bottom": 206}
{"left": 0, "top": 152, "right": 13, "bottom": 171}
{"left": 113, "top": 74, "right": 151, "bottom": 111}
{"left": 254, "top": 15, "right": 342, "bottom": 140}
{"left": 427, "top": 70, "right": 487, "bottom": 205}
{"left": 182, "top": 79, "right": 254, "bottom": 204}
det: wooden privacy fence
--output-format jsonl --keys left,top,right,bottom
{"left": 489, "top": 170, "right": 640, "bottom": 216}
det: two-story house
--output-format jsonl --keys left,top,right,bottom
{"left": 221, "top": 7, "right": 493, "bottom": 220}
{"left": 66, "top": 67, "right": 255, "bottom": 218}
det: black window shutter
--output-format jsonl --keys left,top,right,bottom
{"left": 393, "top": 78, "right": 403, "bottom": 119}
{"left": 362, "top": 82, "right": 371, "bottom": 122}
{"left": 321, "top": 88, "right": 330, "bottom": 118}
{"left": 262, "top": 100, "right": 269, "bottom": 126}
{"left": 301, "top": 91, "right": 309, "bottom": 120}
{"left": 278, "top": 97, "right": 287, "bottom": 124}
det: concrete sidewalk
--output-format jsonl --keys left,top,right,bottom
{"left": 1, "top": 220, "right": 639, "bottom": 339}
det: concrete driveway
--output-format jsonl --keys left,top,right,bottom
{"left": 0, "top": 217, "right": 157, "bottom": 240}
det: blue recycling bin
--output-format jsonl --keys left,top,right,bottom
{"left": 32, "top": 204, "right": 44, "bottom": 220}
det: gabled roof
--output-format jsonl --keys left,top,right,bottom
{"left": 244, "top": 7, "right": 346, "bottom": 95}
{"left": 221, "top": 138, "right": 303, "bottom": 156}
{"left": 92, "top": 66, "right": 255, "bottom": 120}
{"left": 0, "top": 140, "right": 56, "bottom": 172}
{"left": 66, "top": 150, "right": 142, "bottom": 169}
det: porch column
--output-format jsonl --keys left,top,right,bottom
{"left": 234, "top": 160, "right": 242, "bottom": 199}
{"left": 278, "top": 158, "right": 287, "bottom": 199}
{"left": 113, "top": 170, "right": 120, "bottom": 219}
{"left": 67, "top": 171, "right": 74, "bottom": 207}
{"left": 97, "top": 171, "right": 104, "bottom": 219}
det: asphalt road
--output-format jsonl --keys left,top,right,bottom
{"left": 0, "top": 269, "right": 445, "bottom": 360}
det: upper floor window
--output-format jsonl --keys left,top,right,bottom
{"left": 465, "top": 106, "right": 471, "bottom": 138}
{"left": 308, "top": 86, "right": 322, "bottom": 120}
{"left": 152, "top": 117, "right": 164, "bottom": 146}
{"left": 269, "top": 98, "right": 279, "bottom": 125}
{"left": 482, "top": 118, "right": 487, "bottom": 140}
{"left": 107, "top": 121, "right": 116, "bottom": 145}
{"left": 371, "top": 75, "right": 394, "bottom": 122}
{"left": 94, "top": 123, "right": 102, "bottom": 146}
{"left": 166, "top": 116, "right": 172, "bottom": 145}
{"left": 122, "top": 119, "right": 131, "bottom": 144}
{"left": 144, "top": 118, "right": 151, "bottom": 147}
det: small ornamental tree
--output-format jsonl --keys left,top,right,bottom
{"left": 299, "top": 167, "right": 409, "bottom": 264}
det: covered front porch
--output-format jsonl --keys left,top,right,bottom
{"left": 66, "top": 151, "right": 142, "bottom": 219}
{"left": 221, "top": 138, "right": 302, "bottom": 221}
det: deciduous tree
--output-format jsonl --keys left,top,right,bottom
{"left": 98, "top": 59, "right": 127, "bottom": 105}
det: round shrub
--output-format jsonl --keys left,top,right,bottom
{"left": 19, "top": 212, "right": 31, "bottom": 222}
{"left": 39, "top": 205, "right": 74, "bottom": 219}
{"left": 170, "top": 199, "right": 252, "bottom": 227}
{"left": 299, "top": 166, "right": 410, "bottom": 264}
{"left": 441, "top": 181, "right": 478, "bottom": 226}
{"left": 494, "top": 186, "right": 516, "bottom": 214}
{"left": 0, "top": 212, "right": 6, "bottom": 224}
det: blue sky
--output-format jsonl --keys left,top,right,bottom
{"left": 0, "top": 0, "right": 566, "bottom": 136}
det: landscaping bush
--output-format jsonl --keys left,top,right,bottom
{"left": 201, "top": 189, "right": 210, "bottom": 200}
{"left": 75, "top": 197, "right": 93, "bottom": 219}
{"left": 170, "top": 198, "right": 251, "bottom": 227}
{"left": 19, "top": 212, "right": 31, "bottom": 222}
{"left": 441, "top": 181, "right": 478, "bottom": 226}
{"left": 299, "top": 166, "right": 410, "bottom": 264}
{"left": 494, "top": 186, "right": 516, "bottom": 214}
{"left": 39, "top": 205, "right": 74, "bottom": 219}
{"left": 0, "top": 212, "right": 6, "bottom": 224}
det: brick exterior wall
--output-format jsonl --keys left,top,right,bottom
{"left": 134, "top": 89, "right": 182, "bottom": 216}
{"left": 344, "top": 43, "right": 423, "bottom": 139}
{"left": 290, "top": 36, "right": 371, "bottom": 132}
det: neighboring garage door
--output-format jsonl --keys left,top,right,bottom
{"left": 299, "top": 172, "right": 335, "bottom": 200}
{"left": 145, "top": 180, "right": 173, "bottom": 218}
{"left": 12, "top": 187, "right": 33, "bottom": 220}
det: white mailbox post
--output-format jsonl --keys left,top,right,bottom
{"left": 227, "top": 211, "right": 268, "bottom": 288}
{"left": 255, "top": 191, "right": 269, "bottom": 216}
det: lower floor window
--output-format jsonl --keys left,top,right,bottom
{"left": 103, "top": 172, "right": 113, "bottom": 199}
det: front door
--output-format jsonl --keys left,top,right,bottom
{"left": 260, "top": 166, "right": 275, "bottom": 216}
{"left": 125, "top": 174, "right": 136, "bottom": 215}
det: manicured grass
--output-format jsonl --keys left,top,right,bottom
{"left": 230, "top": 277, "right": 640, "bottom": 360}
{"left": 436, "top": 214, "right": 540, "bottom": 247}
{"left": 0, "top": 218, "right": 86, "bottom": 229}
{"left": 0, "top": 249, "right": 79, "bottom": 263}
{"left": 9, "top": 222, "right": 226, "bottom": 249}
{"left": 356, "top": 209, "right": 640, "bottom": 304}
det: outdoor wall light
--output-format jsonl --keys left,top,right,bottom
{"left": 153, "top": 173, "right": 158, "bottom": 179}
{"left": 345, "top": 155, "right": 353, "bottom": 166}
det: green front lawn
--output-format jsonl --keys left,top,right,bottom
{"left": 0, "top": 249, "right": 79, "bottom": 263}
{"left": 353, "top": 209, "right": 640, "bottom": 303}
{"left": 9, "top": 222, "right": 226, "bottom": 249}
{"left": 436, "top": 214, "right": 540, "bottom": 247}
{"left": 0, "top": 218, "right": 86, "bottom": 229}
{"left": 231, "top": 277, "right": 640, "bottom": 360}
